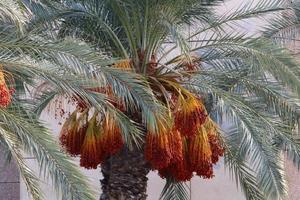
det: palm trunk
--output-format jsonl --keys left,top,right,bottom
{"left": 100, "top": 147, "right": 150, "bottom": 200}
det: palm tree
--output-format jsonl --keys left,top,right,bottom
{"left": 21, "top": 0, "right": 300, "bottom": 199}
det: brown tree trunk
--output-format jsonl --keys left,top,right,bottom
{"left": 100, "top": 147, "right": 150, "bottom": 200}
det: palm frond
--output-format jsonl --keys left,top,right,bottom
{"left": 191, "top": 77, "right": 288, "bottom": 199}
{"left": 160, "top": 178, "right": 190, "bottom": 200}
{"left": 263, "top": 2, "right": 300, "bottom": 43}
{"left": 190, "top": 0, "right": 287, "bottom": 39}
{"left": 0, "top": 104, "right": 96, "bottom": 200}
{"left": 0, "top": 32, "right": 155, "bottom": 148}
{"left": 189, "top": 37, "right": 300, "bottom": 98}
{"left": 0, "top": 125, "right": 43, "bottom": 200}
{"left": 0, "top": 0, "right": 25, "bottom": 34}
{"left": 224, "top": 127, "right": 264, "bottom": 200}
{"left": 196, "top": 69, "right": 300, "bottom": 128}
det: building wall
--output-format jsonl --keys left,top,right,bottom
{"left": 0, "top": 146, "right": 20, "bottom": 200}
{"left": 286, "top": 159, "right": 300, "bottom": 200}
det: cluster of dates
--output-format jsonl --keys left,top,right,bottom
{"left": 59, "top": 88, "right": 124, "bottom": 169}
{"left": 60, "top": 87, "right": 224, "bottom": 183}
{"left": 0, "top": 69, "right": 14, "bottom": 108}
{"left": 145, "top": 94, "right": 224, "bottom": 181}
{"left": 59, "top": 59, "right": 224, "bottom": 181}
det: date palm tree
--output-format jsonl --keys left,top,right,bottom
{"left": 20, "top": 0, "right": 300, "bottom": 199}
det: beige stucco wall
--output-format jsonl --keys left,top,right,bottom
{"left": 285, "top": 159, "right": 300, "bottom": 200}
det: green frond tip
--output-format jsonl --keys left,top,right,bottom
{"left": 160, "top": 178, "right": 190, "bottom": 200}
